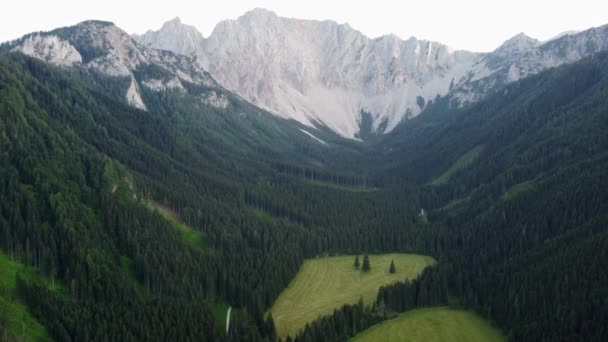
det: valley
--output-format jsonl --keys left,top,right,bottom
{"left": 0, "top": 6, "right": 607, "bottom": 342}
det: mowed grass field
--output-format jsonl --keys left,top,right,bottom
{"left": 352, "top": 307, "right": 505, "bottom": 342}
{"left": 269, "top": 253, "right": 436, "bottom": 338}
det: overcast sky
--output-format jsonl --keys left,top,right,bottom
{"left": 2, "top": 0, "right": 607, "bottom": 52}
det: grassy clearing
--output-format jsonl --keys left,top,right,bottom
{"left": 210, "top": 301, "right": 229, "bottom": 333}
{"left": 502, "top": 180, "right": 538, "bottom": 200}
{"left": 120, "top": 256, "right": 149, "bottom": 300}
{"left": 304, "top": 180, "right": 379, "bottom": 193}
{"left": 0, "top": 252, "right": 49, "bottom": 341}
{"left": 269, "top": 253, "right": 436, "bottom": 339}
{"left": 438, "top": 196, "right": 470, "bottom": 213}
{"left": 145, "top": 201, "right": 207, "bottom": 252}
{"left": 248, "top": 207, "right": 277, "bottom": 223}
{"left": 431, "top": 145, "right": 484, "bottom": 185}
{"left": 352, "top": 306, "right": 505, "bottom": 342}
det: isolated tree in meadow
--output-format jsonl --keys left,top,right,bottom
{"left": 389, "top": 260, "right": 396, "bottom": 274}
{"left": 362, "top": 254, "right": 370, "bottom": 272}
{"left": 354, "top": 255, "right": 360, "bottom": 269}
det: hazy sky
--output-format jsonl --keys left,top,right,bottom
{"left": 2, "top": 0, "right": 607, "bottom": 52}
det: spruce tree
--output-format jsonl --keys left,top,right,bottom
{"left": 389, "top": 259, "right": 396, "bottom": 274}
{"left": 265, "top": 311, "right": 276, "bottom": 340}
{"left": 354, "top": 255, "right": 360, "bottom": 269}
{"left": 362, "top": 254, "right": 370, "bottom": 272}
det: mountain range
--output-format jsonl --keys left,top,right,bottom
{"left": 135, "top": 8, "right": 608, "bottom": 138}
{"left": 1, "top": 8, "right": 608, "bottom": 342}
{"left": 5, "top": 9, "right": 608, "bottom": 139}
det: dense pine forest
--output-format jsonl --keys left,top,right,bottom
{"left": 1, "top": 46, "right": 607, "bottom": 341}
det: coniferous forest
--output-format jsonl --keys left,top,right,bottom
{"left": 1, "top": 45, "right": 608, "bottom": 342}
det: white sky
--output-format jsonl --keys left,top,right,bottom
{"left": 2, "top": 0, "right": 607, "bottom": 52}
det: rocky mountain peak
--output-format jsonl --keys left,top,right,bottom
{"left": 166, "top": 17, "right": 182, "bottom": 25}
{"left": 10, "top": 20, "right": 223, "bottom": 112}
{"left": 194, "top": 13, "right": 476, "bottom": 137}
{"left": 240, "top": 8, "right": 279, "bottom": 21}
{"left": 495, "top": 32, "right": 540, "bottom": 54}
{"left": 135, "top": 16, "right": 205, "bottom": 56}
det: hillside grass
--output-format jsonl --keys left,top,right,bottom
{"left": 248, "top": 207, "right": 277, "bottom": 223}
{"left": 269, "top": 253, "right": 436, "bottom": 339}
{"left": 146, "top": 201, "right": 208, "bottom": 252}
{"left": 352, "top": 306, "right": 505, "bottom": 342}
{"left": 502, "top": 180, "right": 538, "bottom": 200}
{"left": 0, "top": 252, "right": 49, "bottom": 341}
{"left": 210, "top": 301, "right": 229, "bottom": 334}
{"left": 431, "top": 145, "right": 484, "bottom": 185}
{"left": 304, "top": 179, "right": 379, "bottom": 193}
{"left": 120, "top": 256, "right": 149, "bottom": 300}
{"left": 438, "top": 196, "right": 470, "bottom": 213}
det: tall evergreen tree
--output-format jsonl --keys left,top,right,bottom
{"left": 354, "top": 255, "right": 360, "bottom": 269}
{"left": 362, "top": 254, "right": 370, "bottom": 272}
{"left": 265, "top": 311, "right": 276, "bottom": 340}
{"left": 389, "top": 260, "right": 396, "bottom": 274}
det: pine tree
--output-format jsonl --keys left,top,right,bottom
{"left": 354, "top": 255, "right": 360, "bottom": 269}
{"left": 362, "top": 254, "right": 370, "bottom": 272}
{"left": 389, "top": 260, "right": 396, "bottom": 274}
{"left": 265, "top": 311, "right": 276, "bottom": 340}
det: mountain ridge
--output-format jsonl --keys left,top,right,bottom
{"left": 135, "top": 10, "right": 608, "bottom": 138}
{"left": 4, "top": 11, "right": 608, "bottom": 140}
{"left": 2, "top": 30, "right": 608, "bottom": 341}
{"left": 4, "top": 20, "right": 231, "bottom": 113}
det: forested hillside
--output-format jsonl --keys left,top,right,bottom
{"left": 290, "top": 52, "right": 608, "bottom": 341}
{"left": 377, "top": 52, "right": 608, "bottom": 341}
{"left": 0, "top": 52, "right": 432, "bottom": 341}
{"left": 0, "top": 48, "right": 607, "bottom": 341}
